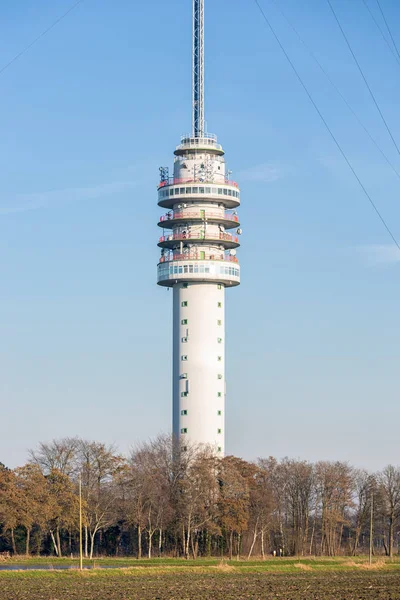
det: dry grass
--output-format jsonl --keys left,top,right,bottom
{"left": 213, "top": 561, "right": 235, "bottom": 573}
{"left": 342, "top": 559, "right": 388, "bottom": 570}
{"left": 294, "top": 563, "right": 313, "bottom": 571}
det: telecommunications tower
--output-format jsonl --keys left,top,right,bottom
{"left": 157, "top": 0, "right": 241, "bottom": 455}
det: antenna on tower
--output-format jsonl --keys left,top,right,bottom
{"left": 193, "top": 0, "right": 204, "bottom": 137}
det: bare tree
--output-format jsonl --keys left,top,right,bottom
{"left": 379, "top": 465, "right": 400, "bottom": 558}
{"left": 29, "top": 438, "right": 80, "bottom": 477}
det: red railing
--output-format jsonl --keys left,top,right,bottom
{"left": 158, "top": 177, "right": 239, "bottom": 189}
{"left": 159, "top": 211, "right": 239, "bottom": 223}
{"left": 159, "top": 254, "right": 239, "bottom": 264}
{"left": 159, "top": 233, "right": 239, "bottom": 244}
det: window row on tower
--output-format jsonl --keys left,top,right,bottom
{"left": 159, "top": 185, "right": 240, "bottom": 200}
{"left": 181, "top": 410, "right": 222, "bottom": 416}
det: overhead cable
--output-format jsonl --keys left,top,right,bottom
{"left": 361, "top": 0, "right": 400, "bottom": 67}
{"left": 253, "top": 0, "right": 400, "bottom": 252}
{"left": 376, "top": 0, "right": 400, "bottom": 62}
{"left": 327, "top": 0, "right": 400, "bottom": 157}
{"left": 0, "top": 0, "right": 84, "bottom": 77}
{"left": 269, "top": 0, "right": 400, "bottom": 182}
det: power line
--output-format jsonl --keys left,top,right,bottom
{"left": 361, "top": 0, "right": 400, "bottom": 67}
{"left": 253, "top": 0, "right": 400, "bottom": 252}
{"left": 327, "top": 0, "right": 400, "bottom": 157}
{"left": 0, "top": 0, "right": 84, "bottom": 77}
{"left": 376, "top": 0, "right": 400, "bottom": 62}
{"left": 269, "top": 0, "right": 400, "bottom": 182}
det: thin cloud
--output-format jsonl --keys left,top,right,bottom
{"left": 237, "top": 162, "right": 284, "bottom": 183}
{"left": 0, "top": 180, "right": 138, "bottom": 216}
{"left": 359, "top": 244, "right": 400, "bottom": 266}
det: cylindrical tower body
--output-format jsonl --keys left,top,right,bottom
{"left": 156, "top": 1, "right": 241, "bottom": 456}
{"left": 157, "top": 135, "right": 241, "bottom": 455}
{"left": 173, "top": 282, "right": 225, "bottom": 453}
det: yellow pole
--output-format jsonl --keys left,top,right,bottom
{"left": 79, "top": 476, "right": 83, "bottom": 571}
{"left": 369, "top": 492, "right": 373, "bottom": 566}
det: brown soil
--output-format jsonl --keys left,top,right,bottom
{"left": 2, "top": 571, "right": 400, "bottom": 600}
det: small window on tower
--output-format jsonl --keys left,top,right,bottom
{"left": 182, "top": 337, "right": 188, "bottom": 343}
{"left": 217, "top": 410, "right": 222, "bottom": 416}
{"left": 218, "top": 284, "right": 222, "bottom": 290}
{"left": 218, "top": 302, "right": 222, "bottom": 308}
{"left": 217, "top": 320, "right": 222, "bottom": 326}
{"left": 217, "top": 356, "right": 222, "bottom": 361}
{"left": 217, "top": 374, "right": 222, "bottom": 380}
{"left": 181, "top": 319, "right": 188, "bottom": 325}
{"left": 181, "top": 428, "right": 188, "bottom": 434}
{"left": 182, "top": 301, "right": 188, "bottom": 307}
{"left": 217, "top": 392, "right": 222, "bottom": 397}
{"left": 218, "top": 446, "right": 222, "bottom": 452}
{"left": 217, "top": 338, "right": 222, "bottom": 344}
{"left": 181, "top": 410, "right": 188, "bottom": 416}
{"left": 217, "top": 429, "right": 222, "bottom": 434}
{"left": 181, "top": 355, "right": 188, "bottom": 361}
{"left": 180, "top": 373, "right": 188, "bottom": 379}
{"left": 181, "top": 392, "right": 188, "bottom": 398}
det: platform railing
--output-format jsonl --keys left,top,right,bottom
{"left": 158, "top": 177, "right": 238, "bottom": 189}
{"left": 159, "top": 253, "right": 239, "bottom": 264}
{"left": 159, "top": 232, "right": 239, "bottom": 244}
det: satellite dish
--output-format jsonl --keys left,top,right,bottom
{"left": 230, "top": 249, "right": 237, "bottom": 256}
{"left": 177, "top": 204, "right": 182, "bottom": 209}
{"left": 183, "top": 204, "right": 188, "bottom": 208}
{"left": 237, "top": 228, "right": 242, "bottom": 235}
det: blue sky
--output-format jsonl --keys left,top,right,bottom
{"left": 1, "top": 0, "right": 399, "bottom": 470}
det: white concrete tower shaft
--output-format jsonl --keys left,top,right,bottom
{"left": 157, "top": 0, "right": 241, "bottom": 456}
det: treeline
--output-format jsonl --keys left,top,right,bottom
{"left": 0, "top": 436, "right": 399, "bottom": 559}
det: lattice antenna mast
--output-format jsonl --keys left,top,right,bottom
{"left": 193, "top": 0, "right": 205, "bottom": 137}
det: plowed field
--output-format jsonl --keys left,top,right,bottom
{"left": 1, "top": 570, "right": 400, "bottom": 600}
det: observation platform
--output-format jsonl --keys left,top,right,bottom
{"left": 157, "top": 179, "right": 240, "bottom": 210}
{"left": 158, "top": 232, "right": 240, "bottom": 250}
{"left": 157, "top": 256, "right": 240, "bottom": 287}
{"left": 158, "top": 210, "right": 240, "bottom": 230}
{"left": 174, "top": 133, "right": 224, "bottom": 156}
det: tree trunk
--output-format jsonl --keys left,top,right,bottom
{"left": 158, "top": 528, "right": 162, "bottom": 557}
{"left": 389, "top": 517, "right": 394, "bottom": 558}
{"left": 50, "top": 531, "right": 59, "bottom": 556}
{"left": 248, "top": 523, "right": 258, "bottom": 559}
{"left": 89, "top": 530, "right": 96, "bottom": 560}
{"left": 352, "top": 528, "right": 361, "bottom": 556}
{"left": 25, "top": 527, "right": 31, "bottom": 556}
{"left": 137, "top": 525, "right": 142, "bottom": 559}
{"left": 148, "top": 531, "right": 153, "bottom": 559}
{"left": 261, "top": 529, "right": 265, "bottom": 560}
{"left": 84, "top": 526, "right": 88, "bottom": 558}
{"left": 10, "top": 528, "right": 16, "bottom": 555}
{"left": 237, "top": 533, "right": 241, "bottom": 560}
{"left": 56, "top": 527, "right": 62, "bottom": 557}
{"left": 229, "top": 530, "right": 233, "bottom": 560}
